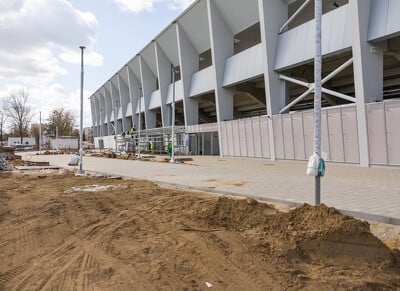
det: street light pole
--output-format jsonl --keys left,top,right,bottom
{"left": 39, "top": 111, "right": 42, "bottom": 154}
{"left": 78, "top": 45, "right": 86, "bottom": 175}
{"left": 314, "top": 0, "right": 322, "bottom": 204}
{"left": 170, "top": 64, "right": 175, "bottom": 163}
{"left": 138, "top": 88, "right": 142, "bottom": 158}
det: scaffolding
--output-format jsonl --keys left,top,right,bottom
{"left": 113, "top": 126, "right": 188, "bottom": 155}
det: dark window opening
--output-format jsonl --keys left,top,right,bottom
{"left": 233, "top": 22, "right": 261, "bottom": 55}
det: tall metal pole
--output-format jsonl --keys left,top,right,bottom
{"left": 138, "top": 88, "right": 142, "bottom": 158}
{"left": 170, "top": 64, "right": 175, "bottom": 163}
{"left": 78, "top": 46, "right": 86, "bottom": 175}
{"left": 39, "top": 111, "right": 42, "bottom": 154}
{"left": 314, "top": 0, "right": 322, "bottom": 204}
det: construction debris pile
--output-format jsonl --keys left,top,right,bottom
{"left": 0, "top": 158, "right": 11, "bottom": 171}
{"left": 0, "top": 146, "right": 15, "bottom": 160}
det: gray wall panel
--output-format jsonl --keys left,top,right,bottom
{"left": 273, "top": 115, "right": 284, "bottom": 159}
{"left": 302, "top": 112, "right": 314, "bottom": 159}
{"left": 366, "top": 103, "right": 387, "bottom": 164}
{"left": 221, "top": 122, "right": 229, "bottom": 156}
{"left": 321, "top": 110, "right": 330, "bottom": 160}
{"left": 292, "top": 113, "right": 306, "bottom": 160}
{"left": 252, "top": 117, "right": 263, "bottom": 158}
{"left": 327, "top": 108, "right": 345, "bottom": 162}
{"left": 238, "top": 120, "right": 248, "bottom": 157}
{"left": 226, "top": 121, "right": 235, "bottom": 155}
{"left": 245, "top": 119, "right": 255, "bottom": 157}
{"left": 282, "top": 115, "right": 294, "bottom": 159}
{"left": 232, "top": 120, "right": 240, "bottom": 156}
{"left": 259, "top": 116, "right": 270, "bottom": 159}
{"left": 341, "top": 106, "right": 359, "bottom": 163}
{"left": 385, "top": 101, "right": 400, "bottom": 165}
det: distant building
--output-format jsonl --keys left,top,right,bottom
{"left": 50, "top": 137, "right": 78, "bottom": 150}
{"left": 8, "top": 137, "right": 35, "bottom": 146}
{"left": 83, "top": 127, "right": 94, "bottom": 142}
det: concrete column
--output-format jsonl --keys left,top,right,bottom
{"left": 98, "top": 91, "right": 106, "bottom": 136}
{"left": 206, "top": 0, "right": 234, "bottom": 157}
{"left": 89, "top": 97, "right": 97, "bottom": 136}
{"left": 126, "top": 66, "right": 140, "bottom": 130}
{"left": 95, "top": 96, "right": 101, "bottom": 137}
{"left": 176, "top": 23, "right": 199, "bottom": 126}
{"left": 258, "top": 0, "right": 288, "bottom": 161}
{"left": 118, "top": 74, "right": 131, "bottom": 132}
{"left": 110, "top": 81, "right": 122, "bottom": 134}
{"left": 102, "top": 86, "right": 113, "bottom": 135}
{"left": 139, "top": 55, "right": 157, "bottom": 129}
{"left": 350, "top": 0, "right": 384, "bottom": 166}
{"left": 155, "top": 42, "right": 172, "bottom": 127}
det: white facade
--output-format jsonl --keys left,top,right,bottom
{"left": 8, "top": 137, "right": 35, "bottom": 146}
{"left": 50, "top": 138, "right": 78, "bottom": 150}
{"left": 90, "top": 0, "right": 400, "bottom": 166}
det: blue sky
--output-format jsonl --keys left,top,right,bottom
{"left": 0, "top": 0, "right": 193, "bottom": 128}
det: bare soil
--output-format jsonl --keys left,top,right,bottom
{"left": 0, "top": 171, "right": 399, "bottom": 290}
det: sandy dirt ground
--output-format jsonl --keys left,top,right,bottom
{"left": 0, "top": 170, "right": 400, "bottom": 290}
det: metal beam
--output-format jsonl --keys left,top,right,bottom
{"left": 321, "top": 88, "right": 355, "bottom": 103}
{"left": 278, "top": 58, "right": 355, "bottom": 113}
{"left": 279, "top": 0, "right": 313, "bottom": 33}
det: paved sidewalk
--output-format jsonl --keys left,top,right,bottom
{"left": 24, "top": 153, "right": 400, "bottom": 225}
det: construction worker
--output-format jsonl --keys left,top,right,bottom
{"left": 167, "top": 140, "right": 172, "bottom": 157}
{"left": 149, "top": 140, "right": 154, "bottom": 153}
{"left": 130, "top": 127, "right": 135, "bottom": 140}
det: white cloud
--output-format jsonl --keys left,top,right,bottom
{"left": 113, "top": 0, "right": 194, "bottom": 13}
{"left": 167, "top": 0, "right": 195, "bottom": 10}
{"left": 113, "top": 0, "right": 154, "bottom": 13}
{"left": 0, "top": 0, "right": 102, "bottom": 82}
{"left": 0, "top": 48, "right": 67, "bottom": 85}
{"left": 59, "top": 49, "right": 104, "bottom": 67}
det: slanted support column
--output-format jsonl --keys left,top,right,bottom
{"left": 207, "top": 0, "right": 234, "bottom": 157}
{"left": 103, "top": 86, "right": 113, "bottom": 135}
{"left": 118, "top": 74, "right": 131, "bottom": 132}
{"left": 350, "top": 0, "right": 384, "bottom": 166}
{"left": 155, "top": 42, "right": 172, "bottom": 127}
{"left": 99, "top": 91, "right": 107, "bottom": 136}
{"left": 176, "top": 23, "right": 199, "bottom": 126}
{"left": 139, "top": 56, "right": 157, "bottom": 129}
{"left": 258, "top": 0, "right": 288, "bottom": 161}
{"left": 90, "top": 97, "right": 97, "bottom": 137}
{"left": 126, "top": 66, "right": 140, "bottom": 130}
{"left": 110, "top": 81, "right": 122, "bottom": 134}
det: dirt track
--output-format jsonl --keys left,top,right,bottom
{"left": 0, "top": 171, "right": 399, "bottom": 290}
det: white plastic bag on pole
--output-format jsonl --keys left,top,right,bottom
{"left": 307, "top": 153, "right": 320, "bottom": 176}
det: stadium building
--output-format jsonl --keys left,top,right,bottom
{"left": 89, "top": 0, "right": 400, "bottom": 166}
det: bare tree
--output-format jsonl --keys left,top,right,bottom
{"left": 2, "top": 90, "right": 33, "bottom": 144}
{"left": 46, "top": 108, "right": 77, "bottom": 137}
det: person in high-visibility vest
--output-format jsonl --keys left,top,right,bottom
{"left": 130, "top": 127, "right": 135, "bottom": 140}
{"left": 167, "top": 140, "right": 172, "bottom": 157}
{"left": 149, "top": 140, "right": 154, "bottom": 153}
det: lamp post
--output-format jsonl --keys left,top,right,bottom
{"left": 314, "top": 0, "right": 322, "bottom": 204}
{"left": 138, "top": 87, "right": 142, "bottom": 158}
{"left": 170, "top": 64, "right": 175, "bottom": 163}
{"left": 78, "top": 45, "right": 86, "bottom": 175}
{"left": 39, "top": 111, "right": 42, "bottom": 154}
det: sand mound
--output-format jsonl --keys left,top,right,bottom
{"left": 198, "top": 196, "right": 279, "bottom": 229}
{"left": 196, "top": 198, "right": 396, "bottom": 267}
